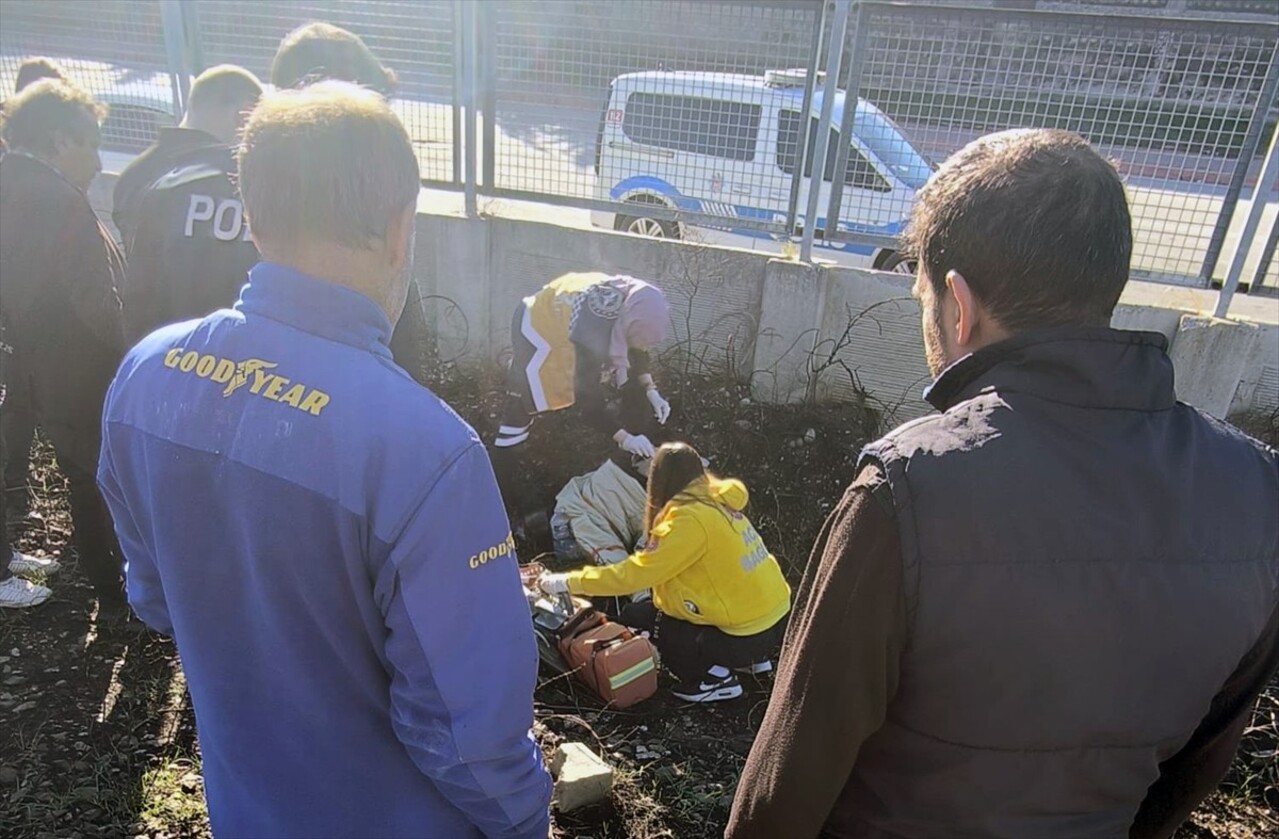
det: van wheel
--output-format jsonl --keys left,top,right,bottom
{"left": 877, "top": 251, "right": 916, "bottom": 275}
{"left": 615, "top": 198, "right": 679, "bottom": 239}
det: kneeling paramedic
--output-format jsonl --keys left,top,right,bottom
{"left": 540, "top": 442, "right": 790, "bottom": 703}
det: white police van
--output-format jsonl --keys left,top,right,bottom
{"left": 591, "top": 69, "right": 933, "bottom": 271}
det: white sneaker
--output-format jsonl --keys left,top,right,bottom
{"left": 0, "top": 575, "right": 52, "bottom": 608}
{"left": 672, "top": 666, "right": 744, "bottom": 703}
{"left": 8, "top": 551, "right": 61, "bottom": 577}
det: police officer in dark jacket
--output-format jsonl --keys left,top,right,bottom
{"left": 116, "top": 66, "right": 262, "bottom": 343}
{"left": 0, "top": 79, "right": 127, "bottom": 608}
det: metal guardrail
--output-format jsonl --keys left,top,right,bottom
{"left": 0, "top": 0, "right": 1275, "bottom": 308}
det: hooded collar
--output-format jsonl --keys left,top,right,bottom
{"left": 924, "top": 325, "right": 1176, "bottom": 414}
{"left": 235, "top": 262, "right": 393, "bottom": 359}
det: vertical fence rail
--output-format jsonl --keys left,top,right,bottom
{"left": 801, "top": 0, "right": 852, "bottom": 262}
{"left": 159, "top": 0, "right": 190, "bottom": 116}
{"left": 1199, "top": 46, "right": 1279, "bottom": 286}
{"left": 460, "top": 0, "right": 478, "bottom": 215}
{"left": 1215, "top": 124, "right": 1279, "bottom": 315}
{"left": 784, "top": 2, "right": 828, "bottom": 239}
{"left": 1251, "top": 212, "right": 1279, "bottom": 292}
{"left": 825, "top": 0, "right": 869, "bottom": 252}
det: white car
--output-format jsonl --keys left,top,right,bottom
{"left": 591, "top": 69, "right": 933, "bottom": 270}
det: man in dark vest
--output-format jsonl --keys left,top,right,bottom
{"left": 728, "top": 129, "right": 1279, "bottom": 838}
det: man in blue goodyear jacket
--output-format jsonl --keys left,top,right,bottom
{"left": 98, "top": 82, "right": 552, "bottom": 838}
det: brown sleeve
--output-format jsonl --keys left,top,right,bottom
{"left": 727, "top": 463, "right": 906, "bottom": 839}
{"left": 1130, "top": 597, "right": 1279, "bottom": 839}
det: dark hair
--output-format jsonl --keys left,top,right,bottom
{"left": 644, "top": 442, "right": 710, "bottom": 532}
{"left": 271, "top": 23, "right": 396, "bottom": 95}
{"left": 15, "top": 58, "right": 66, "bottom": 93}
{"left": 0, "top": 79, "right": 106, "bottom": 155}
{"left": 902, "top": 129, "right": 1132, "bottom": 331}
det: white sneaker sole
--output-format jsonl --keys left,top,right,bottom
{"left": 672, "top": 682, "right": 744, "bottom": 703}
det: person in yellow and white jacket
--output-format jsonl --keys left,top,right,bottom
{"left": 540, "top": 442, "right": 791, "bottom": 703}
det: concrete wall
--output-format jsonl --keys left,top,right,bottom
{"left": 411, "top": 212, "right": 1279, "bottom": 427}
{"left": 87, "top": 168, "right": 1277, "bottom": 427}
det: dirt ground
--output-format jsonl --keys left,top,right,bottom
{"left": 1, "top": 363, "right": 1276, "bottom": 839}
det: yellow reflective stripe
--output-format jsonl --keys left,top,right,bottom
{"left": 607, "top": 656, "right": 656, "bottom": 690}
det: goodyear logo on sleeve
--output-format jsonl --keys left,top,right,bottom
{"left": 163, "top": 348, "right": 330, "bottom": 416}
{"left": 469, "top": 532, "right": 516, "bottom": 569}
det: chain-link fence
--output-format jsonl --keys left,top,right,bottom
{"left": 822, "top": 2, "right": 1279, "bottom": 286}
{"left": 188, "top": 0, "right": 459, "bottom": 186}
{"left": 482, "top": 0, "right": 824, "bottom": 242}
{"left": 0, "top": 0, "right": 1275, "bottom": 295}
{"left": 0, "top": 0, "right": 179, "bottom": 158}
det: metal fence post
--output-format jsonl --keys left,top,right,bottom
{"left": 160, "top": 0, "right": 191, "bottom": 117}
{"left": 480, "top": 7, "right": 496, "bottom": 192}
{"left": 452, "top": 0, "right": 464, "bottom": 185}
{"left": 1199, "top": 43, "right": 1279, "bottom": 286}
{"left": 785, "top": 1, "right": 827, "bottom": 238}
{"left": 1214, "top": 121, "right": 1279, "bottom": 317}
{"left": 460, "top": 0, "right": 478, "bottom": 217}
{"left": 825, "top": 0, "right": 869, "bottom": 245}
{"left": 801, "top": 0, "right": 852, "bottom": 263}
{"left": 1248, "top": 210, "right": 1278, "bottom": 292}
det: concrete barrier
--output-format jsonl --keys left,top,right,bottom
{"left": 408, "top": 211, "right": 1279, "bottom": 425}
{"left": 84, "top": 171, "right": 1279, "bottom": 427}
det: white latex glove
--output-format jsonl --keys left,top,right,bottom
{"left": 646, "top": 388, "right": 671, "bottom": 425}
{"left": 538, "top": 572, "right": 570, "bottom": 595}
{"left": 618, "top": 432, "right": 656, "bottom": 458}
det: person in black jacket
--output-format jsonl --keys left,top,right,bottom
{"left": 1, "top": 58, "right": 68, "bottom": 521}
{"left": 117, "top": 65, "right": 262, "bottom": 343}
{"left": 113, "top": 64, "right": 261, "bottom": 253}
{"left": 268, "top": 22, "right": 431, "bottom": 382}
{"left": 0, "top": 79, "right": 127, "bottom": 608}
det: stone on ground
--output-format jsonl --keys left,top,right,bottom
{"left": 550, "top": 741, "right": 614, "bottom": 812}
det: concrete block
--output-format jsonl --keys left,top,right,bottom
{"left": 418, "top": 214, "right": 491, "bottom": 361}
{"left": 1111, "top": 304, "right": 1181, "bottom": 344}
{"left": 1228, "top": 323, "right": 1279, "bottom": 417}
{"left": 550, "top": 742, "right": 614, "bottom": 813}
{"left": 1168, "top": 315, "right": 1258, "bottom": 419}
{"left": 819, "top": 266, "right": 932, "bottom": 424}
{"left": 752, "top": 259, "right": 825, "bottom": 403}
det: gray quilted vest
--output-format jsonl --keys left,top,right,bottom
{"left": 837, "top": 327, "right": 1279, "bottom": 839}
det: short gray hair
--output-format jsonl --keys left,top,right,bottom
{"left": 237, "top": 80, "right": 419, "bottom": 251}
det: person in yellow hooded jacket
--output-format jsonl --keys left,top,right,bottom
{"left": 540, "top": 442, "right": 791, "bottom": 703}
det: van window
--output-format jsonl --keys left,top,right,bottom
{"left": 622, "top": 93, "right": 761, "bottom": 162}
{"left": 776, "top": 110, "right": 891, "bottom": 193}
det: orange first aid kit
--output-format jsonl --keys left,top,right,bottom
{"left": 555, "top": 603, "right": 658, "bottom": 709}
{"left": 521, "top": 559, "right": 659, "bottom": 708}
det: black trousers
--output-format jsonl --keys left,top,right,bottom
{"left": 1, "top": 399, "right": 33, "bottom": 498}
{"left": 618, "top": 600, "right": 785, "bottom": 683}
{"left": 42, "top": 421, "right": 125, "bottom": 605}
